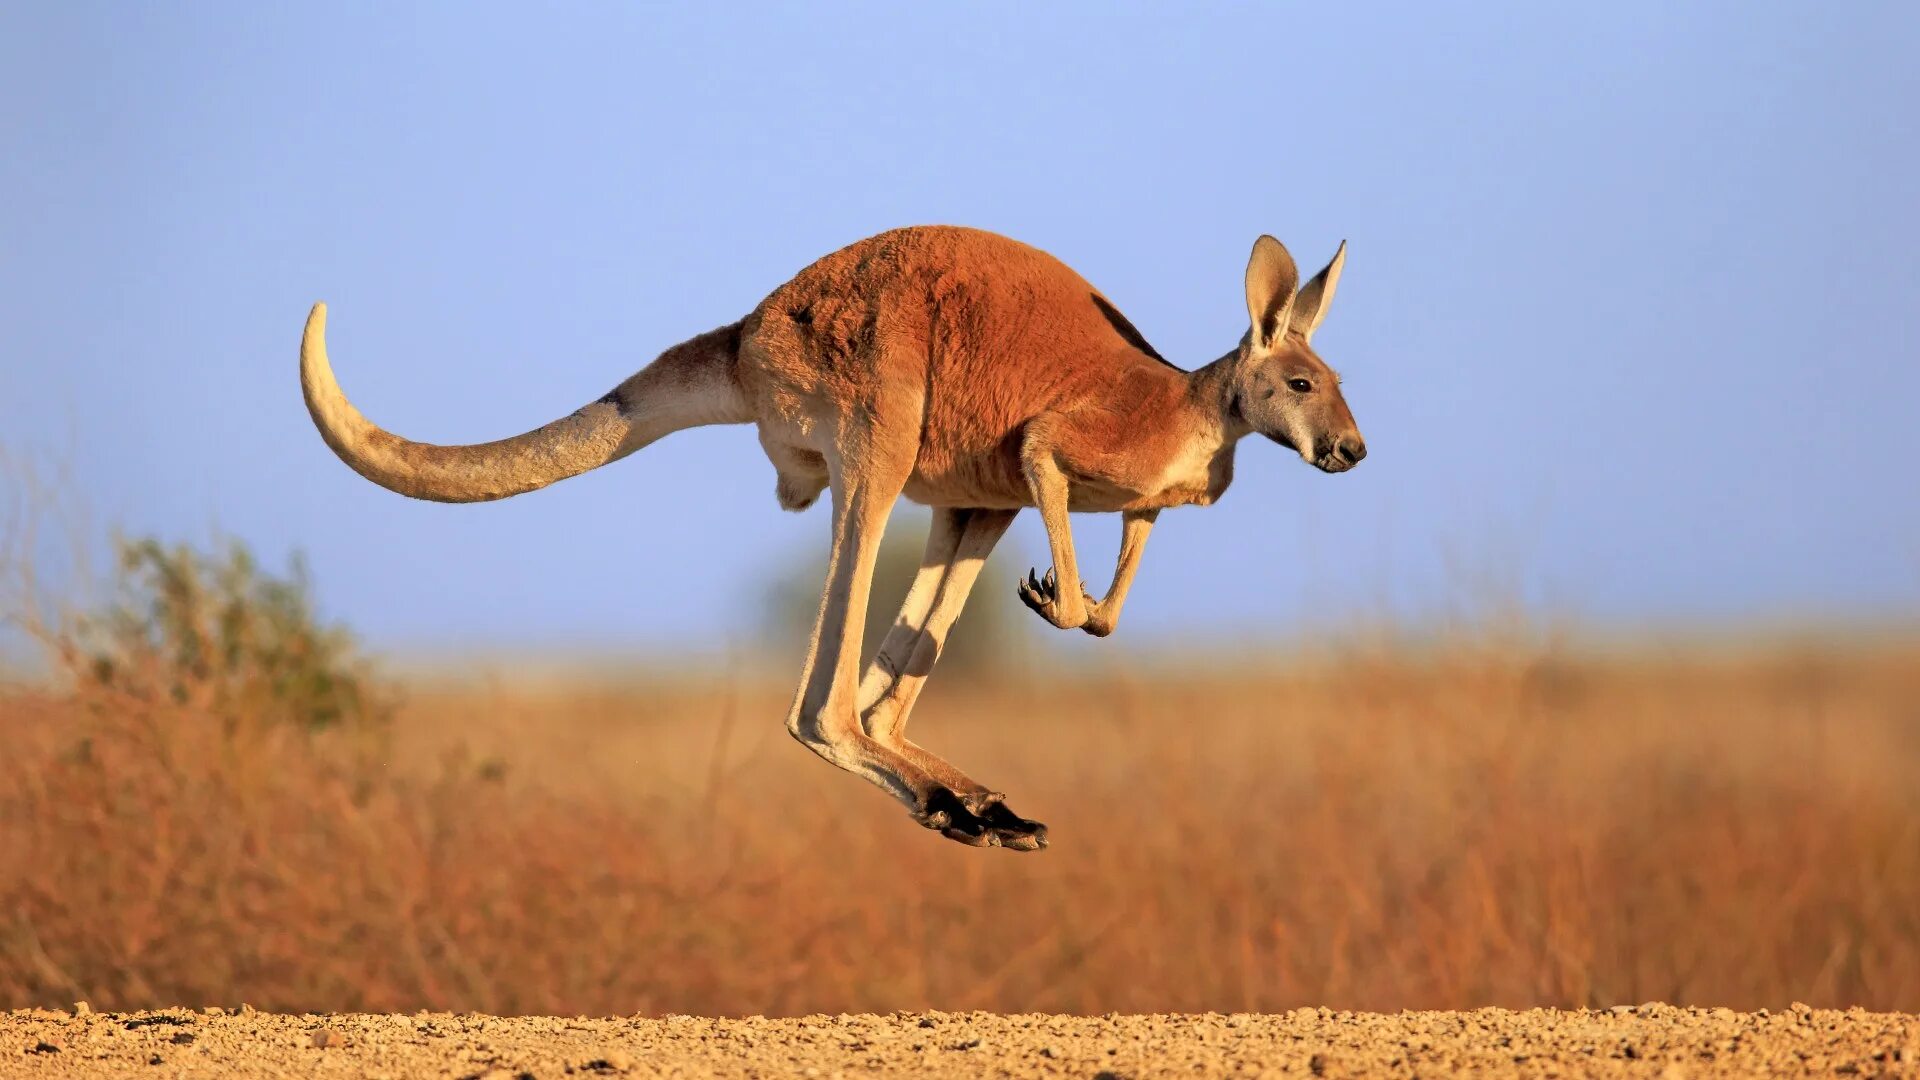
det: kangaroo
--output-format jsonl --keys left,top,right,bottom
{"left": 300, "top": 225, "right": 1364, "bottom": 851}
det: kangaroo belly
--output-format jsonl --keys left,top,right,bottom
{"left": 903, "top": 446, "right": 1031, "bottom": 509}
{"left": 900, "top": 444, "right": 1227, "bottom": 512}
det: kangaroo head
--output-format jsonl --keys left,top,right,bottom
{"left": 1231, "top": 235, "right": 1366, "bottom": 473}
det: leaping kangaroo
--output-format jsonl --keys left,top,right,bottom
{"left": 300, "top": 226, "right": 1365, "bottom": 851}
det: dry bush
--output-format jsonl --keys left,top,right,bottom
{"left": 76, "top": 537, "right": 395, "bottom": 732}
{"left": 4, "top": 619, "right": 1918, "bottom": 1015}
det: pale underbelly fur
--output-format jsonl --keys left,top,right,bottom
{"left": 895, "top": 442, "right": 1225, "bottom": 513}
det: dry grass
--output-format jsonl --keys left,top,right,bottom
{"left": 4, "top": 635, "right": 1918, "bottom": 1017}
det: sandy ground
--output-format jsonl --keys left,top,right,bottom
{"left": 4, "top": 1005, "right": 1916, "bottom": 1078}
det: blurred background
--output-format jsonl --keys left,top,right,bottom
{"left": 2, "top": 3, "right": 1917, "bottom": 1017}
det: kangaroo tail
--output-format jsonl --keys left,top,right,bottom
{"left": 299, "top": 304, "right": 749, "bottom": 503}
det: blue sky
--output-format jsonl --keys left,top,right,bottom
{"left": 2, "top": 3, "right": 1916, "bottom": 655}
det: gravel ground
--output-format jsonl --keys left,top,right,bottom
{"left": 5, "top": 1004, "right": 1916, "bottom": 1078}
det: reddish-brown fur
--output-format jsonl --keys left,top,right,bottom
{"left": 743, "top": 228, "right": 1210, "bottom": 511}
{"left": 299, "top": 224, "right": 1364, "bottom": 849}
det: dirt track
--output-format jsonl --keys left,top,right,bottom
{"left": 6, "top": 1005, "right": 1916, "bottom": 1078}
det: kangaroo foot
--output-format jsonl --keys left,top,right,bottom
{"left": 915, "top": 787, "right": 1049, "bottom": 851}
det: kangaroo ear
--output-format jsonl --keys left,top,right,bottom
{"left": 1289, "top": 240, "right": 1346, "bottom": 342}
{"left": 1244, "top": 234, "right": 1299, "bottom": 351}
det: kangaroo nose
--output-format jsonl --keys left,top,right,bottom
{"left": 1337, "top": 436, "right": 1367, "bottom": 465}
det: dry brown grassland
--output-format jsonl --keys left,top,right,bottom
{"left": 4, "top": 617, "right": 1917, "bottom": 1017}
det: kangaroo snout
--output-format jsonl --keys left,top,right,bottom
{"left": 1311, "top": 432, "right": 1367, "bottom": 473}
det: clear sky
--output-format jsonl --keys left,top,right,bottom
{"left": 2, "top": 3, "right": 1916, "bottom": 656}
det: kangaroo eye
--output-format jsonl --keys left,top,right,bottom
{"left": 1286, "top": 378, "right": 1313, "bottom": 393}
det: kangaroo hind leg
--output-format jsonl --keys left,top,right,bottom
{"left": 859, "top": 506, "right": 1045, "bottom": 850}
{"left": 783, "top": 445, "right": 1034, "bottom": 848}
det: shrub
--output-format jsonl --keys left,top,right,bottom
{"left": 74, "top": 536, "right": 392, "bottom": 732}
